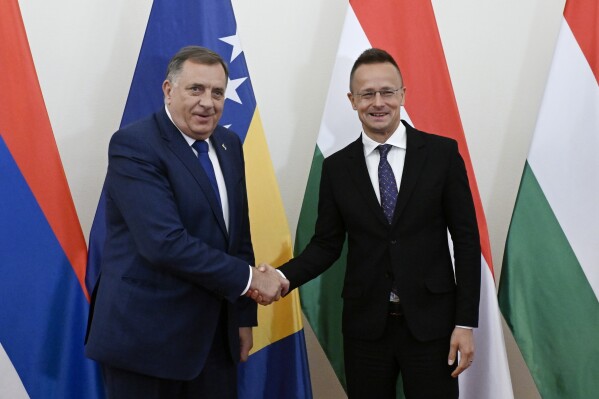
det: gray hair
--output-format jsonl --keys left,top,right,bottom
{"left": 165, "top": 46, "right": 229, "bottom": 83}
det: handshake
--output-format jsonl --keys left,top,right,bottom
{"left": 247, "top": 263, "right": 290, "bottom": 305}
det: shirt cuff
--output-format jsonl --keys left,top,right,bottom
{"left": 456, "top": 325, "right": 473, "bottom": 330}
{"left": 240, "top": 265, "right": 252, "bottom": 296}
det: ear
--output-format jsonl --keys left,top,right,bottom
{"left": 162, "top": 80, "right": 172, "bottom": 104}
{"left": 347, "top": 92, "right": 357, "bottom": 110}
{"left": 400, "top": 86, "right": 406, "bottom": 107}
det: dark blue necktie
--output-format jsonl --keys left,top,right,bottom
{"left": 377, "top": 144, "right": 398, "bottom": 224}
{"left": 192, "top": 140, "right": 221, "bottom": 206}
{"left": 378, "top": 144, "right": 401, "bottom": 303}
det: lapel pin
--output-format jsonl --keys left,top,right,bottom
{"left": 222, "top": 143, "right": 227, "bottom": 150}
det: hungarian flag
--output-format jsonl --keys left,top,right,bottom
{"left": 85, "top": 1, "right": 312, "bottom": 398}
{"left": 0, "top": 1, "right": 104, "bottom": 398}
{"left": 295, "top": 1, "right": 513, "bottom": 397}
{"left": 498, "top": 0, "right": 599, "bottom": 397}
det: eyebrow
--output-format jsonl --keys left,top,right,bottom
{"left": 358, "top": 85, "right": 396, "bottom": 92}
{"left": 186, "top": 83, "right": 225, "bottom": 91}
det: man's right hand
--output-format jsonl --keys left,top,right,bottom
{"left": 248, "top": 263, "right": 287, "bottom": 305}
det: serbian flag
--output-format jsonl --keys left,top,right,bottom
{"left": 0, "top": 1, "right": 105, "bottom": 398}
{"left": 499, "top": 0, "right": 599, "bottom": 397}
{"left": 86, "top": 1, "right": 312, "bottom": 398}
{"left": 294, "top": 1, "right": 513, "bottom": 397}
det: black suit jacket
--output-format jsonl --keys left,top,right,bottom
{"left": 280, "top": 121, "right": 480, "bottom": 342}
{"left": 85, "top": 108, "right": 256, "bottom": 380}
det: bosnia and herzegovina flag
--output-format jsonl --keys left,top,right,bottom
{"left": 499, "top": 0, "right": 599, "bottom": 397}
{"left": 294, "top": 1, "right": 514, "bottom": 398}
{"left": 0, "top": 1, "right": 105, "bottom": 398}
{"left": 85, "top": 1, "right": 312, "bottom": 398}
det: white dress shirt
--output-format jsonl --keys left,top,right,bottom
{"left": 361, "top": 123, "right": 407, "bottom": 202}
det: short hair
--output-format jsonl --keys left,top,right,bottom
{"left": 349, "top": 48, "right": 403, "bottom": 92}
{"left": 165, "top": 46, "right": 229, "bottom": 83}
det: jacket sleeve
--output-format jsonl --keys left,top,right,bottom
{"left": 279, "top": 158, "right": 346, "bottom": 290}
{"left": 442, "top": 140, "right": 481, "bottom": 327}
{"left": 106, "top": 129, "right": 251, "bottom": 303}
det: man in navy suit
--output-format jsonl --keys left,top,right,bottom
{"left": 274, "top": 49, "right": 481, "bottom": 398}
{"left": 85, "top": 46, "right": 286, "bottom": 399}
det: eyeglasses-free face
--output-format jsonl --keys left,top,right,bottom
{"left": 163, "top": 60, "right": 227, "bottom": 141}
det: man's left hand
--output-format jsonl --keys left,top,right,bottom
{"left": 239, "top": 327, "right": 253, "bottom": 362}
{"left": 448, "top": 327, "right": 474, "bottom": 378}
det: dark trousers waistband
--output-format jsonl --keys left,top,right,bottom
{"left": 388, "top": 301, "right": 403, "bottom": 316}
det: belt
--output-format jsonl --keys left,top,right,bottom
{"left": 388, "top": 301, "right": 403, "bottom": 316}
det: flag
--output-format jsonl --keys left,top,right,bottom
{"left": 498, "top": 0, "right": 599, "bottom": 397}
{"left": 85, "top": 1, "right": 312, "bottom": 398}
{"left": 0, "top": 1, "right": 105, "bottom": 398}
{"left": 295, "top": 1, "right": 513, "bottom": 397}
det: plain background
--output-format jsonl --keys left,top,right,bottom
{"left": 19, "top": 0, "right": 569, "bottom": 397}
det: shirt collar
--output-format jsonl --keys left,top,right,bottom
{"left": 165, "top": 105, "right": 197, "bottom": 147}
{"left": 361, "top": 121, "right": 407, "bottom": 157}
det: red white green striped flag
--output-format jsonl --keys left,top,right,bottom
{"left": 295, "top": 1, "right": 513, "bottom": 397}
{"left": 499, "top": 0, "right": 599, "bottom": 398}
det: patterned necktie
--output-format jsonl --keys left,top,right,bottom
{"left": 192, "top": 140, "right": 221, "bottom": 206}
{"left": 377, "top": 144, "right": 398, "bottom": 224}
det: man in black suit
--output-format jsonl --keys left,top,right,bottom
{"left": 276, "top": 48, "right": 481, "bottom": 398}
{"left": 85, "top": 46, "right": 286, "bottom": 399}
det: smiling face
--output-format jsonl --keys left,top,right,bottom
{"left": 162, "top": 60, "right": 227, "bottom": 141}
{"left": 348, "top": 62, "right": 405, "bottom": 143}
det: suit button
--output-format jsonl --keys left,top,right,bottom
{"left": 390, "top": 240, "right": 397, "bottom": 245}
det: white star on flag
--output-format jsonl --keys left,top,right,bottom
{"left": 225, "top": 76, "right": 247, "bottom": 104}
{"left": 219, "top": 32, "right": 243, "bottom": 62}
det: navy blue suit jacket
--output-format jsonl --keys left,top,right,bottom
{"left": 85, "top": 108, "right": 256, "bottom": 380}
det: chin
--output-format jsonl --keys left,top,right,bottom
{"left": 370, "top": 125, "right": 391, "bottom": 133}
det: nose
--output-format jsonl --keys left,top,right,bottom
{"left": 198, "top": 91, "right": 214, "bottom": 108}
{"left": 372, "top": 91, "right": 385, "bottom": 106}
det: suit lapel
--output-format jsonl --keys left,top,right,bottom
{"left": 210, "top": 129, "right": 240, "bottom": 244}
{"left": 393, "top": 122, "right": 427, "bottom": 223}
{"left": 156, "top": 109, "right": 228, "bottom": 237}
{"left": 345, "top": 137, "right": 390, "bottom": 226}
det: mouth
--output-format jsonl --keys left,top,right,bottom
{"left": 192, "top": 113, "right": 214, "bottom": 122}
{"left": 369, "top": 112, "right": 388, "bottom": 119}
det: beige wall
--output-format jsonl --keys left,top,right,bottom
{"left": 20, "top": 0, "right": 567, "bottom": 397}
